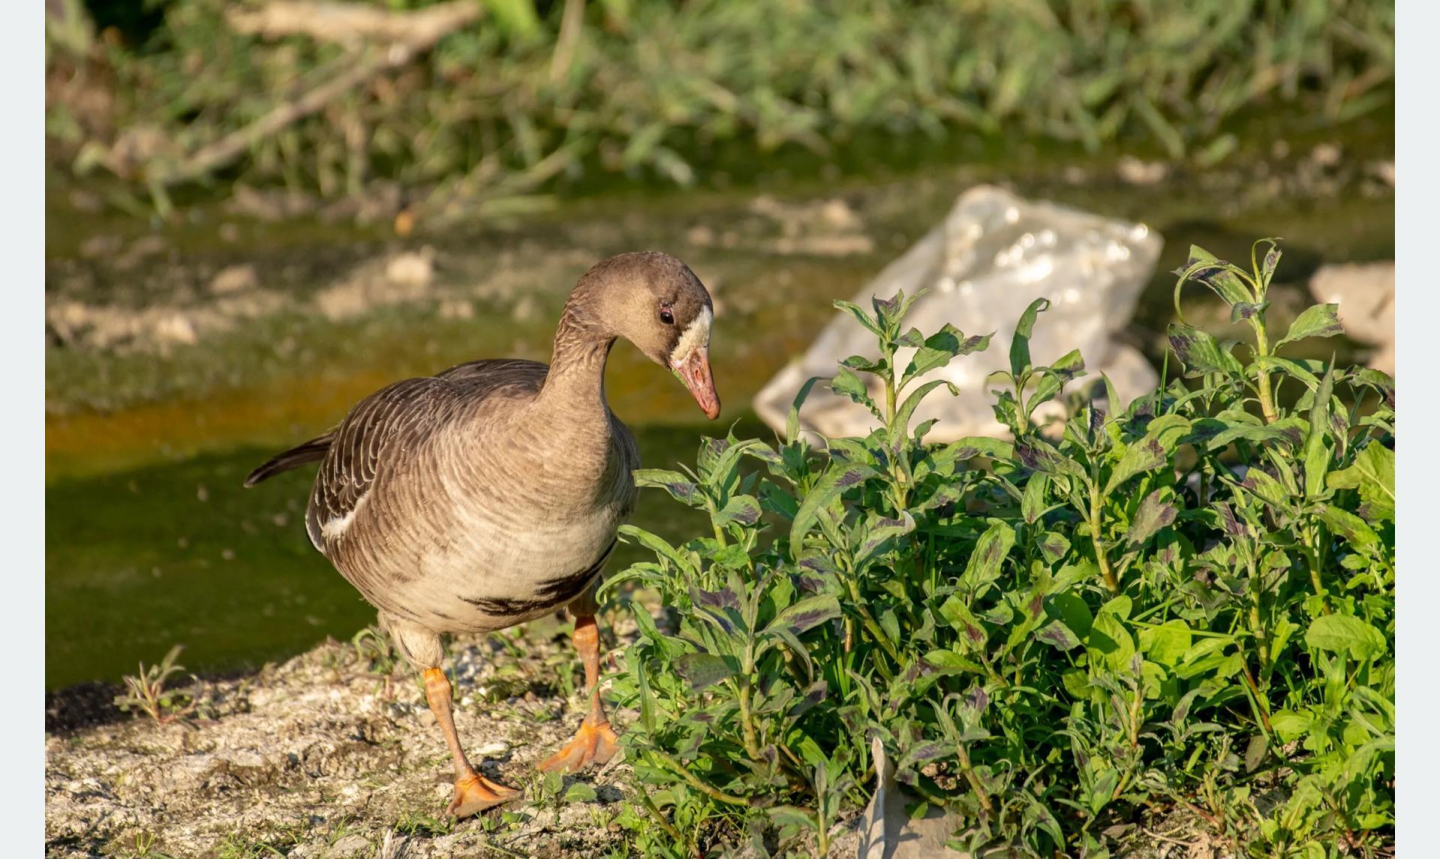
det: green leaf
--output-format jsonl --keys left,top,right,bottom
{"left": 564, "top": 781, "right": 598, "bottom": 803}
{"left": 1304, "top": 364, "right": 1336, "bottom": 498}
{"left": 1329, "top": 442, "right": 1395, "bottom": 523}
{"left": 1277, "top": 304, "right": 1344, "bottom": 349}
{"left": 1037, "top": 531, "right": 1071, "bottom": 564}
{"left": 1177, "top": 246, "right": 1253, "bottom": 307}
{"left": 672, "top": 653, "right": 736, "bottom": 690}
{"left": 939, "top": 596, "right": 988, "bottom": 650}
{"left": 1087, "top": 613, "right": 1135, "bottom": 672}
{"left": 1167, "top": 323, "right": 1242, "bottom": 379}
{"left": 855, "top": 513, "right": 916, "bottom": 569}
{"left": 1031, "top": 349, "right": 1086, "bottom": 411}
{"left": 714, "top": 495, "right": 762, "bottom": 528}
{"left": 768, "top": 805, "right": 817, "bottom": 830}
{"left": 618, "top": 525, "right": 694, "bottom": 573}
{"left": 1104, "top": 438, "right": 1168, "bottom": 495}
{"left": 841, "top": 355, "right": 888, "bottom": 374}
{"left": 892, "top": 380, "right": 957, "bottom": 438}
{"left": 1124, "top": 490, "right": 1177, "bottom": 545}
{"left": 787, "top": 376, "right": 823, "bottom": 444}
{"left": 1010, "top": 298, "right": 1051, "bottom": 378}
{"left": 932, "top": 437, "right": 1015, "bottom": 470}
{"left": 1015, "top": 437, "right": 1086, "bottom": 479}
{"left": 1140, "top": 620, "right": 1191, "bottom": 667}
{"left": 790, "top": 462, "right": 875, "bottom": 551}
{"left": 960, "top": 521, "right": 1015, "bottom": 592}
{"left": 903, "top": 325, "right": 992, "bottom": 382}
{"left": 1230, "top": 300, "right": 1269, "bottom": 323}
{"left": 1098, "top": 594, "right": 1132, "bottom": 620}
{"left": 1022, "top": 475, "right": 1050, "bottom": 524}
{"left": 1037, "top": 620, "right": 1082, "bottom": 651}
{"left": 1304, "top": 614, "right": 1386, "bottom": 661}
{"left": 764, "top": 594, "right": 842, "bottom": 637}
{"left": 830, "top": 367, "right": 879, "bottom": 417}
{"left": 1319, "top": 504, "right": 1382, "bottom": 555}
{"left": 633, "top": 469, "right": 703, "bottom": 506}
{"left": 1270, "top": 710, "right": 1314, "bottom": 743}
{"left": 1045, "top": 592, "right": 1093, "bottom": 639}
{"left": 834, "top": 299, "right": 883, "bottom": 336}
{"left": 924, "top": 649, "right": 982, "bottom": 674}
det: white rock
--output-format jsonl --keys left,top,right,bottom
{"left": 754, "top": 185, "right": 1162, "bottom": 442}
{"left": 1309, "top": 261, "right": 1395, "bottom": 375}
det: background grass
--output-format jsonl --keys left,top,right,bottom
{"left": 46, "top": 0, "right": 1395, "bottom": 214}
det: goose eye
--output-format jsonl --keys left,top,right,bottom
{"left": 659, "top": 307, "right": 675, "bottom": 325}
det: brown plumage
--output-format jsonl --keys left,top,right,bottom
{"left": 245, "top": 251, "right": 719, "bottom": 816}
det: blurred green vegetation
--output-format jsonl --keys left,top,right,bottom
{"left": 46, "top": 0, "right": 1394, "bottom": 215}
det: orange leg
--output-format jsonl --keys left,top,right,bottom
{"left": 538, "top": 615, "right": 619, "bottom": 772}
{"left": 422, "top": 667, "right": 520, "bottom": 817}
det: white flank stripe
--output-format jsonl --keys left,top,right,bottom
{"left": 321, "top": 492, "right": 369, "bottom": 540}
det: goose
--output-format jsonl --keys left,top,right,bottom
{"left": 244, "top": 251, "right": 719, "bottom": 817}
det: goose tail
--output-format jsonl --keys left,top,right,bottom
{"left": 243, "top": 431, "right": 336, "bottom": 487}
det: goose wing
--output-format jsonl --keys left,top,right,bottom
{"left": 305, "top": 359, "right": 549, "bottom": 554}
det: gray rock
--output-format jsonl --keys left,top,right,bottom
{"left": 754, "top": 185, "right": 1162, "bottom": 442}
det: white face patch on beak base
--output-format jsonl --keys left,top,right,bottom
{"left": 669, "top": 305, "right": 720, "bottom": 420}
{"left": 669, "top": 305, "right": 713, "bottom": 368}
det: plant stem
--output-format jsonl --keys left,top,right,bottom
{"left": 1089, "top": 476, "right": 1119, "bottom": 593}
{"left": 636, "top": 791, "right": 688, "bottom": 850}
{"left": 1301, "top": 528, "right": 1331, "bottom": 614}
{"left": 1252, "top": 322, "right": 1279, "bottom": 424}
{"left": 706, "top": 498, "right": 728, "bottom": 548}
{"left": 845, "top": 578, "right": 901, "bottom": 667}
{"left": 736, "top": 680, "right": 763, "bottom": 762}
{"left": 1248, "top": 572, "right": 1270, "bottom": 676}
{"left": 955, "top": 742, "right": 995, "bottom": 817}
{"left": 652, "top": 750, "right": 751, "bottom": 806}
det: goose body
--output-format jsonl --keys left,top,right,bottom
{"left": 302, "top": 358, "right": 639, "bottom": 635}
{"left": 245, "top": 251, "right": 719, "bottom": 816}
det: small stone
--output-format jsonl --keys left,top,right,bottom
{"left": 1310, "top": 142, "right": 1342, "bottom": 168}
{"left": 686, "top": 224, "right": 715, "bottom": 246}
{"left": 385, "top": 250, "right": 434, "bottom": 288}
{"left": 210, "top": 264, "right": 258, "bottom": 295}
{"left": 330, "top": 833, "right": 371, "bottom": 856}
{"left": 1116, "top": 156, "right": 1169, "bottom": 185}
{"left": 79, "top": 235, "right": 122, "bottom": 259}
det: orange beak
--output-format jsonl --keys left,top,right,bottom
{"left": 673, "top": 347, "right": 720, "bottom": 420}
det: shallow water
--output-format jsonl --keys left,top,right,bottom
{"left": 45, "top": 112, "right": 1394, "bottom": 689}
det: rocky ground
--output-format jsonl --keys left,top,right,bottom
{"left": 45, "top": 613, "right": 691, "bottom": 858}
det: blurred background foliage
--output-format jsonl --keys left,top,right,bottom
{"left": 46, "top": 0, "right": 1395, "bottom": 215}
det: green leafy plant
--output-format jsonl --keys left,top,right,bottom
{"left": 605, "top": 239, "right": 1394, "bottom": 856}
{"left": 114, "top": 644, "right": 200, "bottom": 726}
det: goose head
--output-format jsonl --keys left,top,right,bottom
{"left": 571, "top": 251, "right": 720, "bottom": 420}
